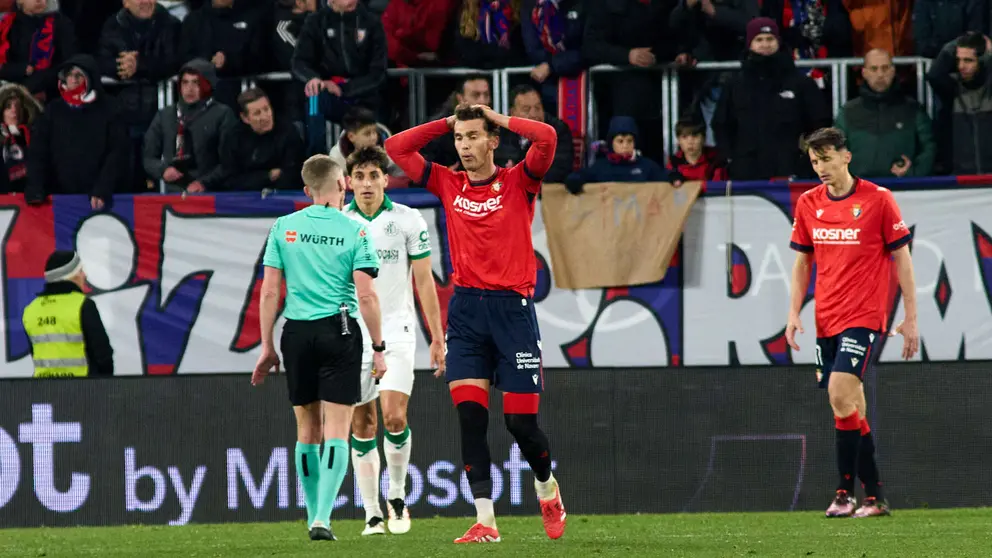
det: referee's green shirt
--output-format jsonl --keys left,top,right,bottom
{"left": 263, "top": 204, "right": 380, "bottom": 321}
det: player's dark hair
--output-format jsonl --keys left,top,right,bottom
{"left": 236, "top": 87, "right": 267, "bottom": 115}
{"left": 800, "top": 127, "right": 847, "bottom": 156}
{"left": 454, "top": 105, "right": 499, "bottom": 136}
{"left": 675, "top": 119, "right": 705, "bottom": 137}
{"left": 347, "top": 145, "right": 390, "bottom": 176}
{"left": 510, "top": 84, "right": 539, "bottom": 106}
{"left": 342, "top": 106, "right": 378, "bottom": 133}
{"left": 957, "top": 31, "right": 987, "bottom": 57}
{"left": 460, "top": 74, "right": 490, "bottom": 94}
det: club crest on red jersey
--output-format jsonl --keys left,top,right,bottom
{"left": 851, "top": 204, "right": 862, "bottom": 219}
{"left": 491, "top": 181, "right": 502, "bottom": 193}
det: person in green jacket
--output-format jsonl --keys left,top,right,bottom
{"left": 835, "top": 48, "right": 936, "bottom": 179}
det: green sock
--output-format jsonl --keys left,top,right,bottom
{"left": 294, "top": 442, "right": 321, "bottom": 526}
{"left": 316, "top": 438, "right": 349, "bottom": 524}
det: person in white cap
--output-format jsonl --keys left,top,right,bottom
{"left": 21, "top": 250, "right": 113, "bottom": 377}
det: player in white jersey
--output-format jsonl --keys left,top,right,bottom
{"left": 343, "top": 146, "right": 446, "bottom": 536}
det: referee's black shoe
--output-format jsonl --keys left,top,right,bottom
{"left": 309, "top": 520, "right": 336, "bottom": 541}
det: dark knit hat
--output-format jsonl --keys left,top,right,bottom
{"left": 44, "top": 251, "right": 83, "bottom": 283}
{"left": 746, "top": 17, "right": 780, "bottom": 47}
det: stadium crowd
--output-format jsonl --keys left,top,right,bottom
{"left": 0, "top": 0, "right": 987, "bottom": 205}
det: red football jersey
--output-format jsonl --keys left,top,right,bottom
{"left": 423, "top": 164, "right": 540, "bottom": 295}
{"left": 789, "top": 179, "right": 911, "bottom": 338}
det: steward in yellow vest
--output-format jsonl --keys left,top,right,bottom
{"left": 21, "top": 251, "right": 113, "bottom": 378}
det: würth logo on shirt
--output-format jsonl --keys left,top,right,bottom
{"left": 452, "top": 194, "right": 503, "bottom": 217}
{"left": 812, "top": 227, "right": 861, "bottom": 245}
{"left": 285, "top": 230, "right": 297, "bottom": 243}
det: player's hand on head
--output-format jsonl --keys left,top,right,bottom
{"left": 251, "top": 347, "right": 280, "bottom": 386}
{"left": 372, "top": 352, "right": 387, "bottom": 379}
{"left": 430, "top": 339, "right": 446, "bottom": 378}
{"left": 785, "top": 314, "right": 804, "bottom": 351}
{"left": 891, "top": 318, "right": 919, "bottom": 360}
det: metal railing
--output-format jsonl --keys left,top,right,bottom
{"left": 113, "top": 56, "right": 933, "bottom": 192}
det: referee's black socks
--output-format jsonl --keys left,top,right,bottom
{"left": 858, "top": 418, "right": 883, "bottom": 499}
{"left": 451, "top": 385, "right": 494, "bottom": 507}
{"left": 834, "top": 413, "right": 861, "bottom": 493}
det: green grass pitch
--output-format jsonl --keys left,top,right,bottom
{"left": 4, "top": 509, "right": 992, "bottom": 557}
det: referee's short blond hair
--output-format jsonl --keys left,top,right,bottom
{"left": 301, "top": 155, "right": 343, "bottom": 192}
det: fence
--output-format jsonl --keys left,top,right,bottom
{"left": 102, "top": 56, "right": 933, "bottom": 192}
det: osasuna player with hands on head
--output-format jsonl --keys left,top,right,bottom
{"left": 786, "top": 127, "right": 919, "bottom": 519}
{"left": 385, "top": 105, "right": 566, "bottom": 544}
{"left": 252, "top": 155, "right": 386, "bottom": 541}
{"left": 343, "top": 146, "right": 446, "bottom": 536}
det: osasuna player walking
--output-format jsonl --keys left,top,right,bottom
{"left": 343, "top": 146, "right": 446, "bottom": 536}
{"left": 786, "top": 128, "right": 920, "bottom": 519}
{"left": 386, "top": 105, "right": 566, "bottom": 544}
{"left": 252, "top": 155, "right": 387, "bottom": 541}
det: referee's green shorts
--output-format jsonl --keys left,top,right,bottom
{"left": 280, "top": 316, "right": 363, "bottom": 406}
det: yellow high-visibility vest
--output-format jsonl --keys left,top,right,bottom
{"left": 22, "top": 291, "right": 88, "bottom": 378}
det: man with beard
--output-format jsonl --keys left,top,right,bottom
{"left": 143, "top": 58, "right": 237, "bottom": 193}
{"left": 835, "top": 48, "right": 935, "bottom": 178}
{"left": 712, "top": 17, "right": 829, "bottom": 180}
{"left": 25, "top": 54, "right": 126, "bottom": 210}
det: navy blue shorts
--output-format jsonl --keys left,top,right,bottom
{"left": 814, "top": 327, "right": 881, "bottom": 389}
{"left": 445, "top": 287, "right": 544, "bottom": 394}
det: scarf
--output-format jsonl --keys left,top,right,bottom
{"left": 59, "top": 79, "right": 95, "bottom": 107}
{"left": 532, "top": 0, "right": 565, "bottom": 54}
{"left": 782, "top": 0, "right": 828, "bottom": 87}
{"left": 175, "top": 99, "right": 212, "bottom": 163}
{"left": 1, "top": 123, "right": 28, "bottom": 181}
{"left": 0, "top": 12, "right": 57, "bottom": 70}
{"left": 478, "top": 0, "right": 513, "bottom": 47}
{"left": 607, "top": 151, "right": 636, "bottom": 164}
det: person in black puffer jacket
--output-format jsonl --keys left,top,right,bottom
{"left": 712, "top": 17, "right": 830, "bottom": 180}
{"left": 25, "top": 54, "right": 127, "bottom": 209}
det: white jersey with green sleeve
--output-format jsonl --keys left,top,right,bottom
{"left": 344, "top": 195, "right": 431, "bottom": 343}
{"left": 263, "top": 204, "right": 380, "bottom": 321}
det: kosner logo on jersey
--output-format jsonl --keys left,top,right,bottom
{"left": 0, "top": 184, "right": 991, "bottom": 377}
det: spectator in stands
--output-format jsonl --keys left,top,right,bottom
{"left": 329, "top": 106, "right": 405, "bottom": 186}
{"left": 520, "top": 0, "right": 585, "bottom": 112}
{"left": 497, "top": 84, "right": 574, "bottom": 183}
{"left": 835, "top": 49, "right": 935, "bottom": 179}
{"left": 583, "top": 0, "right": 675, "bottom": 163}
{"left": 454, "top": 0, "right": 528, "bottom": 69}
{"left": 670, "top": 0, "right": 758, "bottom": 63}
{"left": 0, "top": 83, "right": 40, "bottom": 193}
{"left": 564, "top": 116, "right": 667, "bottom": 194}
{"left": 25, "top": 55, "right": 126, "bottom": 210}
{"left": 760, "top": 0, "right": 852, "bottom": 83}
{"left": 273, "top": 0, "right": 316, "bottom": 127}
{"left": 222, "top": 87, "right": 304, "bottom": 191}
{"left": 0, "top": 0, "right": 78, "bottom": 100}
{"left": 913, "top": 0, "right": 984, "bottom": 59}
{"left": 98, "top": 0, "right": 182, "bottom": 193}
{"left": 180, "top": 0, "right": 267, "bottom": 107}
{"left": 143, "top": 58, "right": 236, "bottom": 193}
{"left": 292, "top": 0, "right": 387, "bottom": 156}
{"left": 667, "top": 119, "right": 727, "bottom": 183}
{"left": 845, "top": 0, "right": 912, "bottom": 56}
{"left": 381, "top": 0, "right": 458, "bottom": 67}
{"left": 926, "top": 32, "right": 992, "bottom": 175}
{"left": 712, "top": 18, "right": 828, "bottom": 180}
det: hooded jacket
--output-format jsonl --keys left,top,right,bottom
{"left": 713, "top": 49, "right": 829, "bottom": 180}
{"left": 0, "top": 82, "right": 41, "bottom": 192}
{"left": 25, "top": 54, "right": 126, "bottom": 202}
{"left": 0, "top": 7, "right": 78, "bottom": 97}
{"left": 835, "top": 82, "right": 936, "bottom": 178}
{"left": 97, "top": 4, "right": 181, "bottom": 124}
{"left": 180, "top": 1, "right": 267, "bottom": 77}
{"left": 142, "top": 58, "right": 237, "bottom": 189}
{"left": 291, "top": 4, "right": 388, "bottom": 100}
{"left": 926, "top": 38, "right": 992, "bottom": 175}
{"left": 564, "top": 116, "right": 668, "bottom": 193}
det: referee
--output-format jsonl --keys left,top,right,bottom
{"left": 252, "top": 154, "right": 387, "bottom": 542}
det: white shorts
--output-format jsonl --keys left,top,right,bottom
{"left": 357, "top": 341, "right": 416, "bottom": 406}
